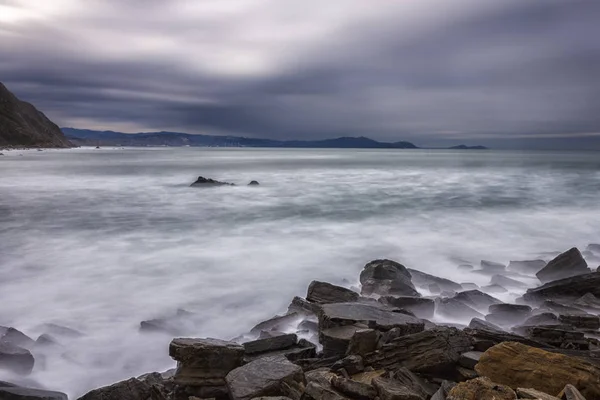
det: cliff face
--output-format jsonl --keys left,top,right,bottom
{"left": 0, "top": 82, "right": 72, "bottom": 148}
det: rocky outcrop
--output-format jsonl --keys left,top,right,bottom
{"left": 524, "top": 272, "right": 600, "bottom": 302}
{"left": 536, "top": 248, "right": 589, "bottom": 284}
{"left": 306, "top": 281, "right": 359, "bottom": 304}
{"left": 77, "top": 377, "right": 154, "bottom": 400}
{"left": 485, "top": 304, "right": 532, "bottom": 327}
{"left": 190, "top": 176, "right": 235, "bottom": 187}
{"left": 0, "top": 82, "right": 72, "bottom": 148}
{"left": 474, "top": 342, "right": 600, "bottom": 398}
{"left": 377, "top": 296, "right": 434, "bottom": 319}
{"left": 447, "top": 377, "right": 516, "bottom": 400}
{"left": 318, "top": 302, "right": 424, "bottom": 332}
{"left": 407, "top": 269, "right": 462, "bottom": 293}
{"left": 360, "top": 260, "right": 419, "bottom": 297}
{"left": 451, "top": 290, "right": 502, "bottom": 311}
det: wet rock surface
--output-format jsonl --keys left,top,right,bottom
{"left": 360, "top": 260, "right": 419, "bottom": 297}
{"left": 536, "top": 247, "right": 589, "bottom": 284}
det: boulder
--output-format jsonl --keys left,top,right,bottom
{"left": 407, "top": 269, "right": 462, "bottom": 293}
{"left": 558, "top": 384, "right": 586, "bottom": 400}
{"left": 244, "top": 334, "right": 298, "bottom": 355}
{"left": 345, "top": 329, "right": 379, "bottom": 357}
{"left": 140, "top": 318, "right": 184, "bottom": 335}
{"left": 524, "top": 273, "right": 600, "bottom": 301}
{"left": 536, "top": 248, "right": 589, "bottom": 284}
{"left": 318, "top": 302, "right": 425, "bottom": 332}
{"left": 39, "top": 323, "right": 83, "bottom": 338}
{"left": 351, "top": 370, "right": 387, "bottom": 385}
{"left": 435, "top": 298, "right": 484, "bottom": 321}
{"left": 486, "top": 304, "right": 532, "bottom": 326}
{"left": 251, "top": 313, "right": 305, "bottom": 335}
{"left": 392, "top": 367, "right": 439, "bottom": 399}
{"left": 520, "top": 312, "right": 558, "bottom": 327}
{"left": 190, "top": 176, "right": 234, "bottom": 187}
{"left": 540, "top": 300, "right": 587, "bottom": 315}
{"left": 468, "top": 318, "right": 504, "bottom": 333}
{"left": 248, "top": 181, "right": 260, "bottom": 186}
{"left": 463, "top": 328, "right": 551, "bottom": 351}
{"left": 331, "top": 376, "right": 377, "bottom": 400}
{"left": 77, "top": 377, "right": 152, "bottom": 400}
{"left": 474, "top": 341, "right": 600, "bottom": 398}
{"left": 287, "top": 298, "right": 322, "bottom": 315}
{"left": 360, "top": 260, "right": 419, "bottom": 297}
{"left": 480, "top": 260, "right": 506, "bottom": 273}
{"left": 452, "top": 290, "right": 503, "bottom": 311}
{"left": 508, "top": 260, "right": 547, "bottom": 274}
{"left": 306, "top": 281, "right": 359, "bottom": 304}
{"left": 320, "top": 325, "right": 364, "bottom": 357}
{"left": 0, "top": 385, "right": 67, "bottom": 400}
{"left": 526, "top": 326, "right": 588, "bottom": 349}
{"left": 372, "top": 377, "right": 424, "bottom": 400}
{"left": 559, "top": 314, "right": 600, "bottom": 330}
{"left": 303, "top": 369, "right": 349, "bottom": 400}
{"left": 331, "top": 355, "right": 364, "bottom": 375}
{"left": 293, "top": 356, "right": 340, "bottom": 372}
{"left": 428, "top": 284, "right": 441, "bottom": 294}
{"left": 447, "top": 377, "right": 516, "bottom": 400}
{"left": 378, "top": 296, "right": 434, "bottom": 319}
{"left": 225, "top": 356, "right": 305, "bottom": 400}
{"left": 0, "top": 343, "right": 34, "bottom": 375}
{"left": 458, "top": 351, "right": 483, "bottom": 369}
{"left": 516, "top": 388, "right": 559, "bottom": 400}
{"left": 490, "top": 274, "right": 528, "bottom": 289}
{"left": 0, "top": 327, "right": 35, "bottom": 349}
{"left": 573, "top": 293, "right": 600, "bottom": 311}
{"left": 244, "top": 339, "right": 316, "bottom": 363}
{"left": 430, "top": 381, "right": 456, "bottom": 400}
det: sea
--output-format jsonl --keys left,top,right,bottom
{"left": 1, "top": 147, "right": 599, "bottom": 397}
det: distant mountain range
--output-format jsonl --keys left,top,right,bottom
{"left": 63, "top": 128, "right": 488, "bottom": 150}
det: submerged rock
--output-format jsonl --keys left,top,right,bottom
{"left": 248, "top": 180, "right": 260, "bottom": 186}
{"left": 436, "top": 298, "right": 484, "bottom": 320}
{"left": 190, "top": 176, "right": 235, "bottom": 187}
{"left": 480, "top": 260, "right": 506, "bottom": 273}
{"left": 0, "top": 383, "right": 67, "bottom": 400}
{"left": 508, "top": 259, "right": 547, "bottom": 274}
{"left": 536, "top": 247, "right": 589, "bottom": 284}
{"left": 0, "top": 327, "right": 35, "bottom": 349}
{"left": 360, "top": 260, "right": 419, "bottom": 297}
{"left": 452, "top": 290, "right": 503, "bottom": 311}
{"left": 0, "top": 343, "right": 34, "bottom": 375}
{"left": 407, "top": 269, "right": 462, "bottom": 293}
{"left": 486, "top": 304, "right": 532, "bottom": 327}
{"left": 490, "top": 274, "right": 528, "bottom": 289}
{"left": 378, "top": 296, "right": 434, "bottom": 319}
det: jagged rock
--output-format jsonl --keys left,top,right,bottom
{"left": 346, "top": 329, "right": 379, "bottom": 357}
{"left": 331, "top": 376, "right": 377, "bottom": 400}
{"left": 226, "top": 356, "right": 305, "bottom": 400}
{"left": 474, "top": 342, "right": 600, "bottom": 398}
{"left": 458, "top": 351, "right": 483, "bottom": 369}
{"left": 244, "top": 339, "right": 316, "bottom": 363}
{"left": 524, "top": 273, "right": 600, "bottom": 302}
{"left": 508, "top": 259, "right": 547, "bottom": 274}
{"left": 407, "top": 269, "right": 462, "bottom": 293}
{"left": 318, "top": 302, "right": 425, "bottom": 332}
{"left": 480, "top": 260, "right": 507, "bottom": 273}
{"left": 482, "top": 284, "right": 508, "bottom": 293}
{"left": 248, "top": 181, "right": 260, "bottom": 186}
{"left": 490, "top": 274, "right": 528, "bottom": 289}
{"left": 378, "top": 296, "right": 434, "bottom": 319}
{"left": 527, "top": 326, "right": 588, "bottom": 349}
{"left": 77, "top": 377, "right": 153, "bottom": 400}
{"left": 486, "top": 304, "right": 532, "bottom": 326}
{"left": 372, "top": 377, "right": 424, "bottom": 400}
{"left": 392, "top": 367, "right": 439, "bottom": 399}
{"left": 435, "top": 298, "right": 484, "bottom": 320}
{"left": 293, "top": 356, "right": 340, "bottom": 372}
{"left": 431, "top": 381, "right": 456, "bottom": 400}
{"left": 321, "top": 325, "right": 364, "bottom": 357}
{"left": 0, "top": 343, "right": 34, "bottom": 375}
{"left": 573, "top": 293, "right": 600, "bottom": 311}
{"left": 306, "top": 281, "right": 359, "bottom": 304}
{"left": 540, "top": 300, "right": 587, "bottom": 315}
{"left": 0, "top": 384, "right": 68, "bottom": 400}
{"left": 559, "top": 314, "right": 600, "bottom": 330}
{"left": 558, "top": 384, "right": 587, "bottom": 400}
{"left": 520, "top": 312, "right": 559, "bottom": 327}
{"left": 364, "top": 327, "right": 473, "bottom": 378}
{"left": 447, "top": 377, "right": 516, "bottom": 400}
{"left": 331, "top": 355, "right": 364, "bottom": 375}
{"left": 0, "top": 327, "right": 35, "bottom": 349}
{"left": 452, "top": 290, "right": 503, "bottom": 311}
{"left": 360, "top": 260, "right": 419, "bottom": 297}
{"left": 516, "top": 388, "right": 559, "bottom": 400}
{"left": 244, "top": 334, "right": 298, "bottom": 355}
{"left": 251, "top": 313, "right": 305, "bottom": 335}
{"left": 468, "top": 318, "right": 504, "bottom": 333}
{"left": 464, "top": 328, "right": 551, "bottom": 351}
{"left": 190, "top": 176, "right": 235, "bottom": 187}
{"left": 536, "top": 248, "right": 589, "bottom": 284}
{"left": 287, "top": 297, "right": 322, "bottom": 315}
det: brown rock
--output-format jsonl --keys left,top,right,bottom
{"left": 516, "top": 388, "right": 559, "bottom": 400}
{"left": 372, "top": 377, "right": 424, "bottom": 400}
{"left": 331, "top": 376, "right": 377, "bottom": 400}
{"left": 447, "top": 377, "right": 516, "bottom": 400}
{"left": 558, "top": 384, "right": 586, "bottom": 400}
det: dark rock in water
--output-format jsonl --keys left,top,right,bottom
{"left": 251, "top": 313, "right": 304, "bottom": 335}
{"left": 306, "top": 281, "right": 359, "bottom": 304}
{"left": 318, "top": 302, "right": 425, "bottom": 332}
{"left": 392, "top": 367, "right": 439, "bottom": 399}
{"left": 457, "top": 264, "right": 473, "bottom": 272}
{"left": 378, "top": 296, "right": 434, "bottom": 319}
{"left": 190, "top": 176, "right": 235, "bottom": 187}
{"left": 0, "top": 343, "right": 34, "bottom": 375}
{"left": 140, "top": 318, "right": 184, "bottom": 335}
{"left": 360, "top": 260, "right": 419, "bottom": 297}
{"left": 559, "top": 314, "right": 600, "bottom": 330}
{"left": 482, "top": 284, "right": 507, "bottom": 293}
{"left": 573, "top": 293, "right": 600, "bottom": 311}
{"left": 331, "top": 354, "right": 365, "bottom": 375}
{"left": 372, "top": 376, "right": 424, "bottom": 400}
{"left": 35, "top": 334, "right": 58, "bottom": 347}
{"left": 468, "top": 318, "right": 505, "bottom": 333}
{"left": 525, "top": 272, "right": 600, "bottom": 301}
{"left": 244, "top": 339, "right": 316, "bottom": 363}
{"left": 480, "top": 260, "right": 506, "bottom": 273}
{"left": 0, "top": 327, "right": 35, "bottom": 349}
{"left": 408, "top": 269, "right": 462, "bottom": 292}
{"left": 520, "top": 312, "right": 558, "bottom": 327}
{"left": 40, "top": 323, "right": 82, "bottom": 338}
{"left": 320, "top": 325, "right": 363, "bottom": 356}
{"left": 331, "top": 375, "right": 377, "bottom": 400}
{"left": 248, "top": 180, "right": 260, "bottom": 186}
{"left": 447, "top": 377, "right": 516, "bottom": 400}
{"left": 435, "top": 298, "right": 484, "bottom": 320}
{"left": 540, "top": 300, "right": 587, "bottom": 315}
{"left": 0, "top": 385, "right": 68, "bottom": 400}
{"left": 508, "top": 259, "right": 547, "bottom": 274}
{"left": 226, "top": 356, "right": 305, "bottom": 400}
{"left": 490, "top": 274, "right": 528, "bottom": 289}
{"left": 77, "top": 377, "right": 153, "bottom": 400}
{"left": 536, "top": 247, "right": 589, "bottom": 284}
{"left": 364, "top": 327, "right": 473, "bottom": 378}
{"left": 486, "top": 304, "right": 532, "bottom": 326}
{"left": 452, "top": 290, "right": 503, "bottom": 311}
{"left": 458, "top": 351, "right": 483, "bottom": 369}
{"left": 287, "top": 297, "right": 322, "bottom": 315}
{"left": 244, "top": 333, "right": 298, "bottom": 355}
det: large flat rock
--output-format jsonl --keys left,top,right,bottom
{"left": 318, "top": 302, "right": 425, "bottom": 332}
{"left": 524, "top": 272, "right": 600, "bottom": 302}
{"left": 536, "top": 247, "right": 589, "bottom": 284}
{"left": 360, "top": 260, "right": 419, "bottom": 297}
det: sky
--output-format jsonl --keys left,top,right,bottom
{"left": 1, "top": 0, "right": 599, "bottom": 149}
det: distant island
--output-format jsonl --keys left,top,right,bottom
{"left": 63, "top": 128, "right": 488, "bottom": 150}
{"left": 449, "top": 144, "right": 489, "bottom": 150}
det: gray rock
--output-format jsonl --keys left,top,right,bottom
{"left": 526, "top": 326, "right": 588, "bottom": 349}
{"left": 244, "top": 339, "right": 316, "bottom": 363}
{"left": 372, "top": 377, "right": 424, "bottom": 400}
{"left": 559, "top": 384, "right": 587, "bottom": 400}
{"left": 458, "top": 351, "right": 483, "bottom": 369}
{"left": 524, "top": 272, "right": 600, "bottom": 302}
{"left": 435, "top": 298, "right": 484, "bottom": 320}
{"left": 226, "top": 356, "right": 305, "bottom": 400}
{"left": 516, "top": 387, "right": 559, "bottom": 400}
{"left": 331, "top": 375, "right": 377, "bottom": 400}
{"left": 0, "top": 343, "right": 34, "bottom": 375}
{"left": 346, "top": 329, "right": 379, "bottom": 357}
{"left": 39, "top": 324, "right": 82, "bottom": 338}
{"left": 244, "top": 334, "right": 298, "bottom": 355}
{"left": 587, "top": 244, "right": 600, "bottom": 254}
{"left": 573, "top": 293, "right": 600, "bottom": 311}
{"left": 452, "top": 290, "right": 503, "bottom": 311}
{"left": 287, "top": 297, "right": 322, "bottom": 315}
{"left": 0, "top": 386, "right": 68, "bottom": 400}
{"left": 468, "top": 318, "right": 504, "bottom": 333}
{"left": 407, "top": 269, "right": 462, "bottom": 293}
{"left": 139, "top": 318, "right": 183, "bottom": 335}
{"left": 251, "top": 313, "right": 305, "bottom": 335}
{"left": 318, "top": 302, "right": 425, "bottom": 332}
{"left": 520, "top": 312, "right": 559, "bottom": 327}
{"left": 460, "top": 283, "right": 479, "bottom": 291}
{"left": 486, "top": 304, "right": 532, "bottom": 326}
{"left": 77, "top": 377, "right": 151, "bottom": 400}
{"left": 360, "top": 260, "right": 419, "bottom": 297}
{"left": 378, "top": 296, "right": 435, "bottom": 319}
{"left": 428, "top": 284, "right": 441, "bottom": 294}
{"left": 392, "top": 367, "right": 439, "bottom": 399}
{"left": 331, "top": 355, "right": 365, "bottom": 375}
{"left": 508, "top": 260, "right": 547, "bottom": 274}
{"left": 307, "top": 281, "right": 359, "bottom": 304}
{"left": 321, "top": 325, "right": 363, "bottom": 357}
{"left": 457, "top": 264, "right": 474, "bottom": 272}
{"left": 559, "top": 314, "right": 600, "bottom": 330}
{"left": 541, "top": 300, "right": 587, "bottom": 315}
{"left": 480, "top": 260, "right": 506, "bottom": 273}
{"left": 248, "top": 181, "right": 260, "bottom": 186}
{"left": 490, "top": 274, "right": 528, "bottom": 289}
{"left": 293, "top": 356, "right": 341, "bottom": 372}
{"left": 190, "top": 176, "right": 234, "bottom": 187}
{"left": 536, "top": 248, "right": 589, "bottom": 284}
{"left": 0, "top": 327, "right": 35, "bottom": 349}
{"left": 431, "top": 381, "right": 456, "bottom": 400}
{"left": 482, "top": 284, "right": 507, "bottom": 293}
{"left": 35, "top": 334, "right": 59, "bottom": 347}
{"left": 463, "top": 327, "right": 552, "bottom": 350}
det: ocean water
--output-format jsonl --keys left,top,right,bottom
{"left": 1, "top": 147, "right": 599, "bottom": 397}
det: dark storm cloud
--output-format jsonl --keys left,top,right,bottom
{"left": 1, "top": 0, "right": 599, "bottom": 147}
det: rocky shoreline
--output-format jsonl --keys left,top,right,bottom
{"left": 2, "top": 245, "right": 600, "bottom": 399}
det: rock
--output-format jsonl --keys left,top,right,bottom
{"left": 468, "top": 318, "right": 504, "bottom": 333}
{"left": 293, "top": 356, "right": 340, "bottom": 372}
{"left": 490, "top": 274, "right": 528, "bottom": 289}
{"left": 435, "top": 298, "right": 484, "bottom": 321}
{"left": 77, "top": 377, "right": 153, "bottom": 400}
{"left": 486, "top": 304, "right": 532, "bottom": 326}
{"left": 482, "top": 284, "right": 508, "bottom": 293}
{"left": 331, "top": 355, "right": 364, "bottom": 375}
{"left": 140, "top": 318, "right": 184, "bottom": 335}
{"left": 287, "top": 298, "right": 321, "bottom": 315}
{"left": 428, "top": 284, "right": 441, "bottom": 294}
{"left": 536, "top": 248, "right": 589, "bottom": 284}
{"left": 524, "top": 273, "right": 600, "bottom": 302}
{"left": 364, "top": 327, "right": 473, "bottom": 378}
{"left": 360, "top": 260, "right": 419, "bottom": 297}
{"left": 303, "top": 381, "right": 349, "bottom": 400}
{"left": 318, "top": 302, "right": 425, "bottom": 332}
{"left": 452, "top": 290, "right": 503, "bottom": 311}
{"left": 321, "top": 325, "right": 364, "bottom": 357}
{"left": 464, "top": 328, "right": 551, "bottom": 351}
{"left": 431, "top": 381, "right": 456, "bottom": 400}
{"left": 520, "top": 312, "right": 558, "bottom": 327}
{"left": 559, "top": 314, "right": 600, "bottom": 330}
{"left": 516, "top": 388, "right": 560, "bottom": 400}
{"left": 372, "top": 377, "right": 424, "bottom": 400}
{"left": 378, "top": 296, "right": 434, "bottom": 319}
{"left": 351, "top": 370, "right": 387, "bottom": 385}
{"left": 508, "top": 260, "right": 547, "bottom": 274}
{"left": 0, "top": 343, "right": 34, "bottom": 375}
{"left": 190, "top": 176, "right": 234, "bottom": 187}
{"left": 447, "top": 377, "right": 516, "bottom": 400}
{"left": 558, "top": 384, "right": 587, "bottom": 400}
{"left": 248, "top": 181, "right": 260, "bottom": 186}
{"left": 540, "top": 300, "right": 587, "bottom": 315}
{"left": 407, "top": 269, "right": 462, "bottom": 293}
{"left": 251, "top": 313, "right": 305, "bottom": 335}
{"left": 35, "top": 334, "right": 58, "bottom": 347}
{"left": 346, "top": 329, "right": 379, "bottom": 357}
{"left": 480, "top": 260, "right": 507, "bottom": 273}
{"left": 225, "top": 356, "right": 305, "bottom": 400}
{"left": 455, "top": 366, "right": 478, "bottom": 381}
{"left": 0, "top": 385, "right": 68, "bottom": 400}
{"left": 40, "top": 323, "right": 82, "bottom": 338}
{"left": 244, "top": 339, "right": 316, "bottom": 363}
{"left": 306, "top": 281, "right": 359, "bottom": 304}
{"left": 457, "top": 264, "right": 473, "bottom": 272}
{"left": 331, "top": 376, "right": 377, "bottom": 400}
{"left": 573, "top": 293, "right": 600, "bottom": 311}
{"left": 526, "top": 326, "right": 588, "bottom": 349}
{"left": 474, "top": 342, "right": 600, "bottom": 398}
{"left": 244, "top": 334, "right": 298, "bottom": 355}
{"left": 458, "top": 351, "right": 483, "bottom": 369}
{"left": 392, "top": 367, "right": 439, "bottom": 399}
{"left": 0, "top": 327, "right": 35, "bottom": 349}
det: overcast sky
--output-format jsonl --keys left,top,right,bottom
{"left": 1, "top": 0, "right": 599, "bottom": 148}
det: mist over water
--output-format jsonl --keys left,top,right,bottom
{"left": 1, "top": 147, "right": 600, "bottom": 397}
